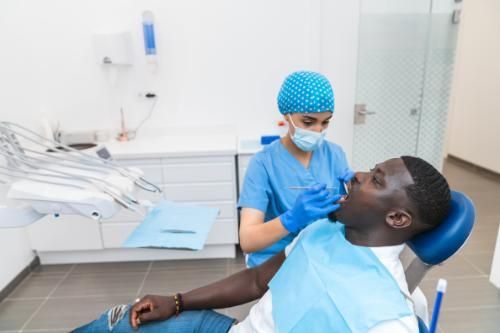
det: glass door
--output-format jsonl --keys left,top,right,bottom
{"left": 352, "top": 0, "right": 460, "bottom": 170}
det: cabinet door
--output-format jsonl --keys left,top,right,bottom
{"left": 117, "top": 159, "right": 164, "bottom": 184}
{"left": 163, "top": 183, "right": 234, "bottom": 202}
{"left": 237, "top": 154, "right": 253, "bottom": 195}
{"left": 162, "top": 162, "right": 235, "bottom": 183}
{"left": 27, "top": 215, "right": 103, "bottom": 251}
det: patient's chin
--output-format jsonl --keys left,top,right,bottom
{"left": 328, "top": 211, "right": 339, "bottom": 222}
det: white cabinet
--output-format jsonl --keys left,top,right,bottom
{"left": 237, "top": 154, "right": 253, "bottom": 196}
{"left": 102, "top": 155, "right": 238, "bottom": 249}
{"left": 237, "top": 139, "right": 263, "bottom": 197}
{"left": 29, "top": 153, "right": 239, "bottom": 264}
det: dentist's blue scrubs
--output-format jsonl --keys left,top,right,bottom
{"left": 238, "top": 139, "right": 349, "bottom": 268}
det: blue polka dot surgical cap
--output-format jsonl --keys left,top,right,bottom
{"left": 277, "top": 71, "right": 335, "bottom": 115}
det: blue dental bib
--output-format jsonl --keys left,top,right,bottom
{"left": 269, "top": 220, "right": 412, "bottom": 333}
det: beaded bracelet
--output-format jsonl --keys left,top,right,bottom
{"left": 173, "top": 293, "right": 184, "bottom": 317}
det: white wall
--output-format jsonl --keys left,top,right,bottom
{"left": 446, "top": 0, "right": 500, "bottom": 173}
{"left": 0, "top": 185, "right": 35, "bottom": 292}
{"left": 0, "top": 0, "right": 357, "bottom": 157}
{"left": 320, "top": 0, "right": 360, "bottom": 159}
{"left": 0, "top": 230, "right": 34, "bottom": 291}
{"left": 0, "top": 0, "right": 360, "bottom": 288}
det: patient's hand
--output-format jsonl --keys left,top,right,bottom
{"left": 129, "top": 294, "right": 175, "bottom": 329}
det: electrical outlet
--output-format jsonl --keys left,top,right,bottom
{"left": 138, "top": 91, "right": 157, "bottom": 98}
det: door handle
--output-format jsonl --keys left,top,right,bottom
{"left": 355, "top": 104, "right": 376, "bottom": 115}
{"left": 357, "top": 110, "right": 376, "bottom": 115}
{"left": 354, "top": 104, "right": 376, "bottom": 125}
{"left": 452, "top": 9, "right": 461, "bottom": 24}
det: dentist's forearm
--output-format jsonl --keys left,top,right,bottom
{"left": 239, "top": 217, "right": 289, "bottom": 253}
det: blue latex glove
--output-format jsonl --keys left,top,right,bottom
{"left": 280, "top": 184, "right": 342, "bottom": 233}
{"left": 340, "top": 170, "right": 355, "bottom": 182}
{"left": 339, "top": 170, "right": 355, "bottom": 195}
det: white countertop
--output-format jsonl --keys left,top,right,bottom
{"left": 238, "top": 138, "right": 266, "bottom": 155}
{"left": 98, "top": 128, "right": 272, "bottom": 159}
{"left": 105, "top": 133, "right": 238, "bottom": 159}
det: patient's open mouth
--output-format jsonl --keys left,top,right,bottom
{"left": 339, "top": 194, "right": 349, "bottom": 203}
{"left": 338, "top": 181, "right": 352, "bottom": 203}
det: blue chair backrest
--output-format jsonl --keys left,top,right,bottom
{"left": 407, "top": 191, "right": 475, "bottom": 265}
{"left": 406, "top": 191, "right": 475, "bottom": 333}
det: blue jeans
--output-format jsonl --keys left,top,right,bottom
{"left": 71, "top": 304, "right": 236, "bottom": 333}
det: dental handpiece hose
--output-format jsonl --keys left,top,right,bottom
{"left": 429, "top": 278, "right": 447, "bottom": 333}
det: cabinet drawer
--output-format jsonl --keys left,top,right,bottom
{"left": 163, "top": 183, "right": 234, "bottom": 202}
{"left": 103, "top": 201, "right": 236, "bottom": 223}
{"left": 116, "top": 159, "right": 164, "bottom": 184}
{"left": 162, "top": 162, "right": 234, "bottom": 183}
{"left": 237, "top": 154, "right": 254, "bottom": 194}
{"left": 136, "top": 165, "right": 164, "bottom": 184}
{"left": 101, "top": 219, "right": 238, "bottom": 248}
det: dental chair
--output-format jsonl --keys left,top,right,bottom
{"left": 405, "top": 191, "right": 475, "bottom": 333}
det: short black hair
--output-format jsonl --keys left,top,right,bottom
{"left": 401, "top": 156, "right": 451, "bottom": 228}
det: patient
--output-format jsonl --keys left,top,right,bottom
{"left": 72, "top": 156, "right": 450, "bottom": 333}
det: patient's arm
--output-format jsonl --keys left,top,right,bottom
{"left": 130, "top": 251, "right": 286, "bottom": 328}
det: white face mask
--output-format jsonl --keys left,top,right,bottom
{"left": 288, "top": 115, "right": 327, "bottom": 152}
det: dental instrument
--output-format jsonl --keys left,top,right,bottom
{"left": 342, "top": 181, "right": 349, "bottom": 195}
{"left": 0, "top": 121, "right": 162, "bottom": 227}
{"left": 289, "top": 182, "right": 349, "bottom": 195}
{"left": 161, "top": 229, "right": 197, "bottom": 234}
{"left": 429, "top": 279, "right": 447, "bottom": 333}
{"left": 3, "top": 122, "right": 161, "bottom": 192}
{"left": 288, "top": 186, "right": 337, "bottom": 190}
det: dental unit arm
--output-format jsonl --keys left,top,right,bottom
{"left": 0, "top": 122, "right": 162, "bottom": 228}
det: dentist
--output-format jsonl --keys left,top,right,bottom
{"left": 238, "top": 71, "right": 353, "bottom": 267}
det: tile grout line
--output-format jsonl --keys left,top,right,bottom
{"left": 18, "top": 264, "right": 76, "bottom": 333}
{"left": 14, "top": 328, "right": 74, "bottom": 332}
{"left": 459, "top": 253, "right": 489, "bottom": 277}
{"left": 29, "top": 270, "right": 151, "bottom": 277}
{"left": 422, "top": 274, "right": 486, "bottom": 283}
{"left": 440, "top": 304, "right": 500, "bottom": 312}
{"left": 6, "top": 293, "right": 141, "bottom": 302}
{"left": 136, "top": 261, "right": 153, "bottom": 297}
{"left": 221, "top": 259, "right": 231, "bottom": 316}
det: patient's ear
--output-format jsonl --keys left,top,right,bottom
{"left": 385, "top": 210, "right": 412, "bottom": 229}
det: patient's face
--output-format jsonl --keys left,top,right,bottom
{"left": 332, "top": 158, "right": 414, "bottom": 228}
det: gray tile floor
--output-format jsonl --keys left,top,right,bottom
{"left": 0, "top": 159, "right": 499, "bottom": 332}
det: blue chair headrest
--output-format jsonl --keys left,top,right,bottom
{"left": 407, "top": 191, "right": 475, "bottom": 266}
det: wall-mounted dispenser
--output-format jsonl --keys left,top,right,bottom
{"left": 92, "top": 31, "right": 133, "bottom": 66}
{"left": 142, "top": 11, "right": 157, "bottom": 64}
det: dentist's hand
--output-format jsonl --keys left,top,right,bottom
{"left": 340, "top": 170, "right": 355, "bottom": 183}
{"left": 280, "top": 184, "right": 342, "bottom": 233}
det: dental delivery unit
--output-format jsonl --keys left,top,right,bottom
{"left": 0, "top": 122, "right": 161, "bottom": 228}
